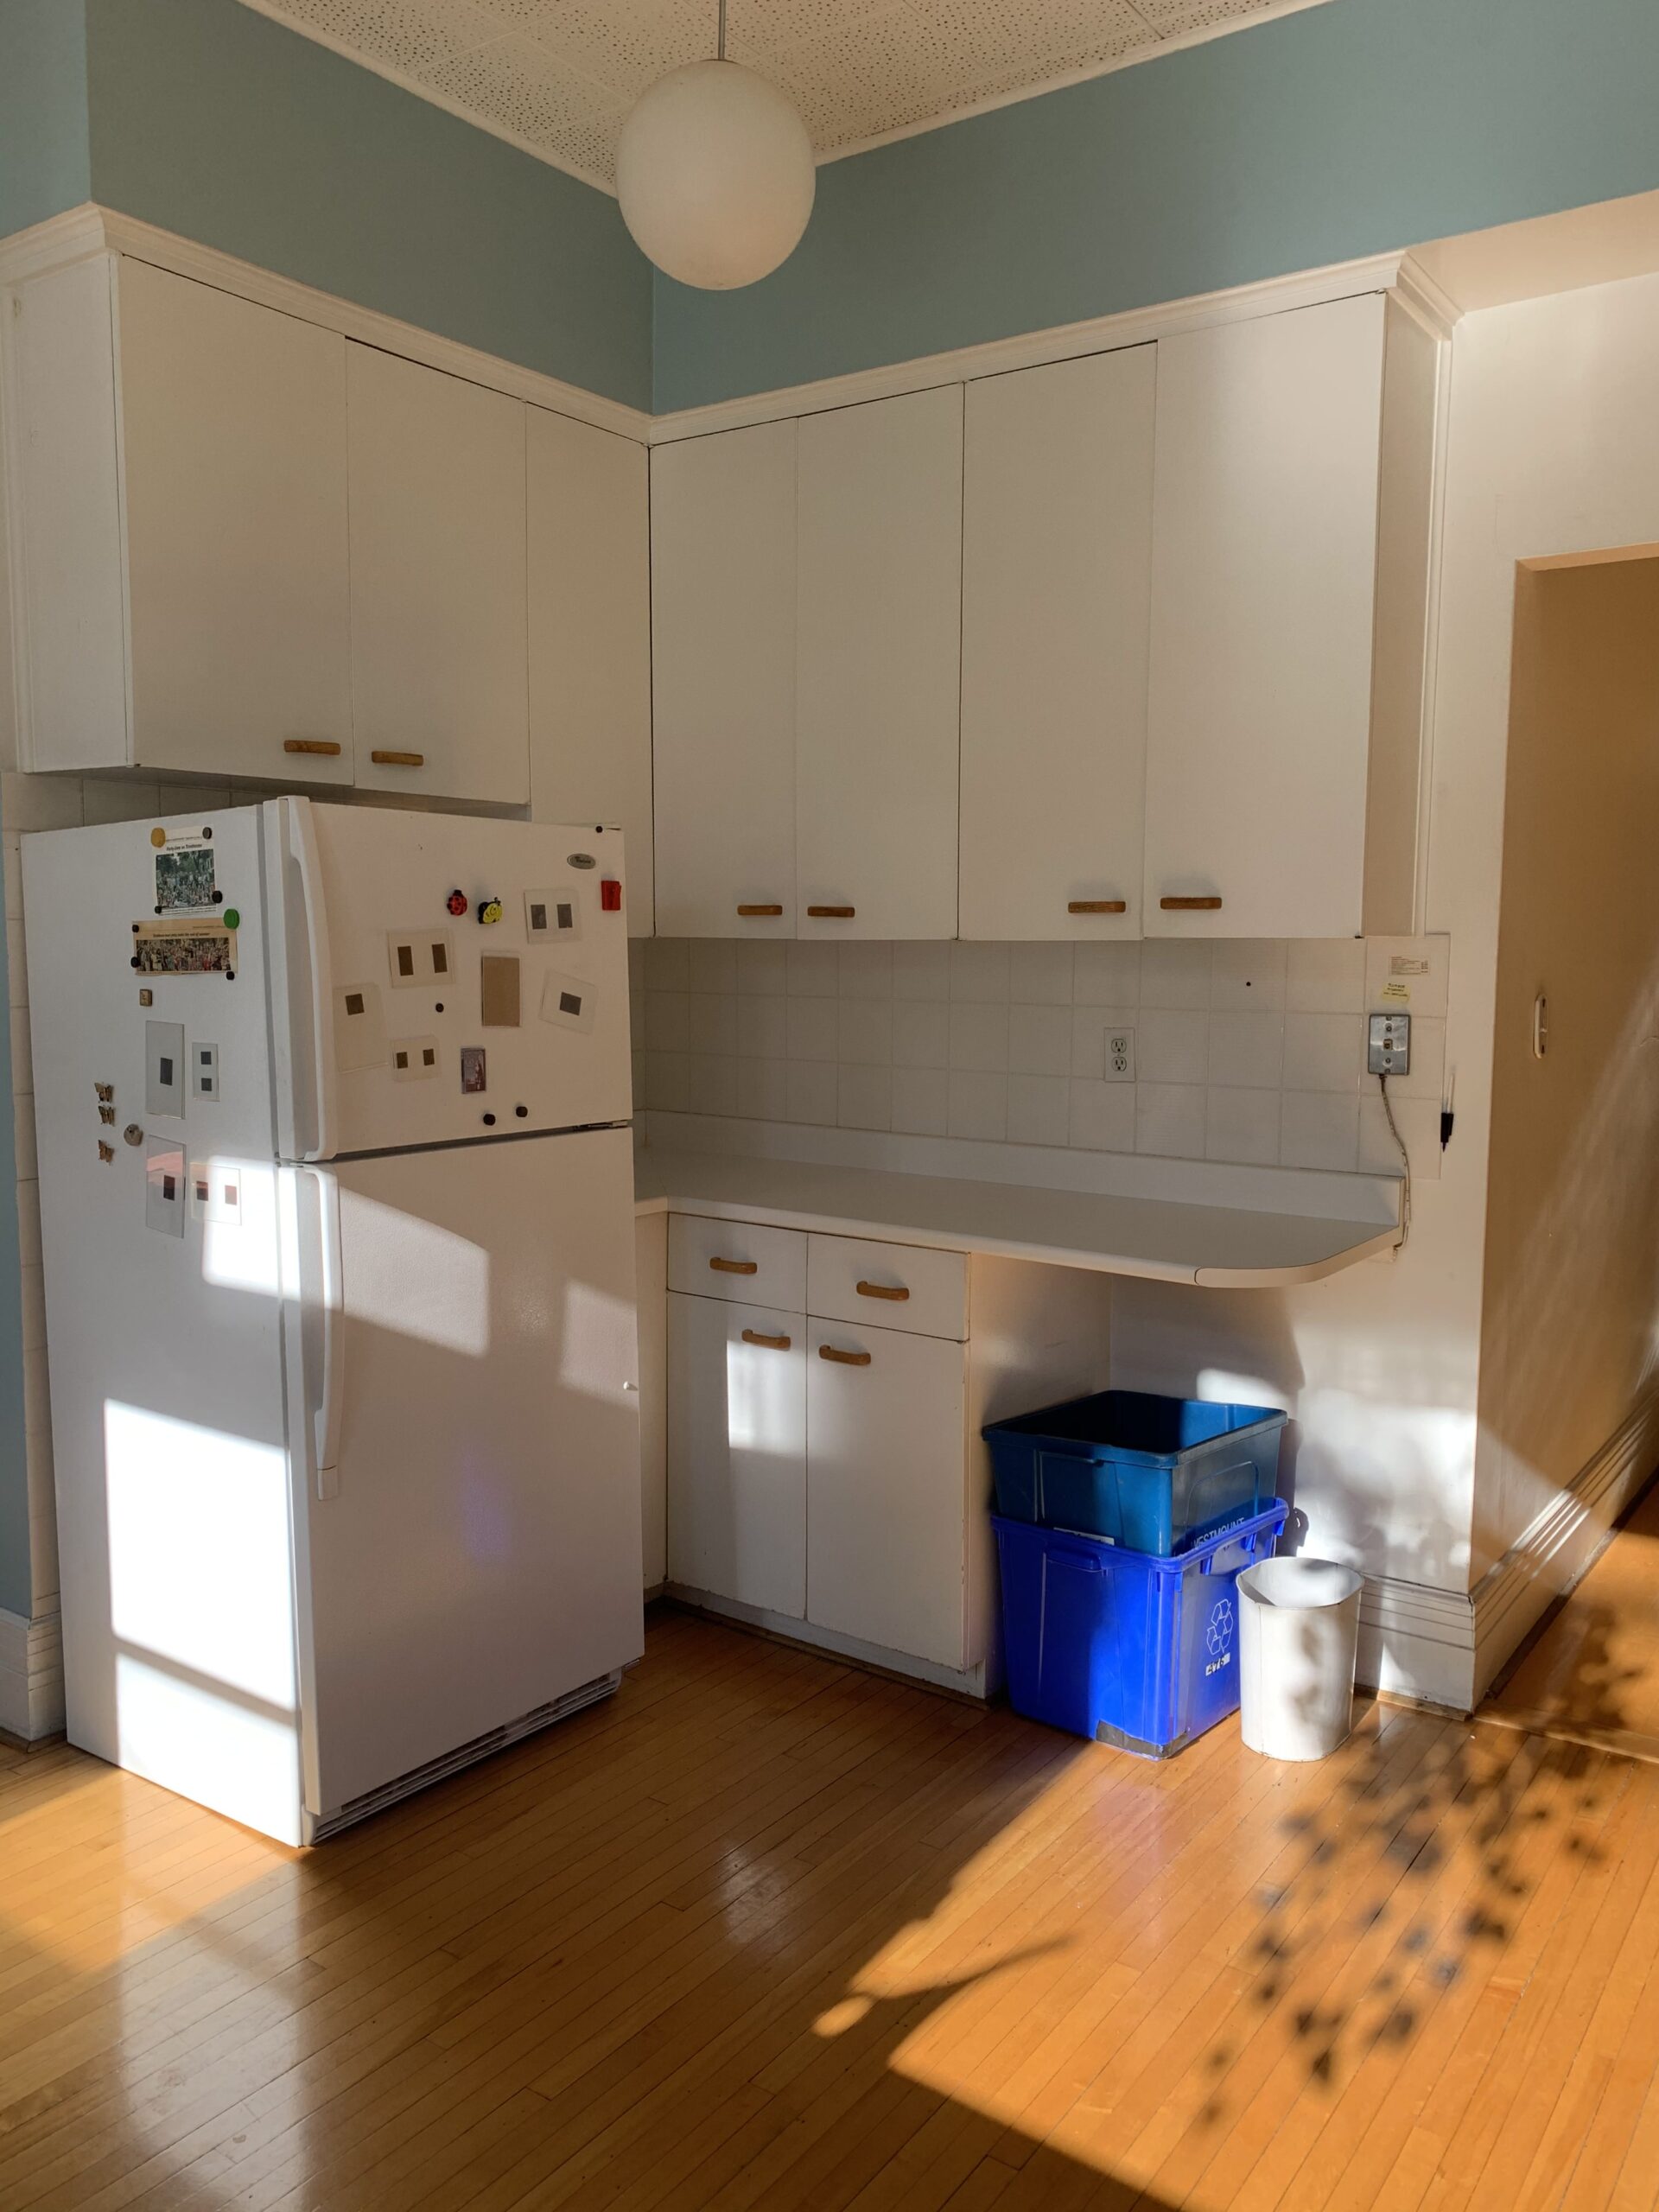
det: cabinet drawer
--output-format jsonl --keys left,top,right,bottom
{"left": 669, "top": 1213, "right": 807, "bottom": 1309}
{"left": 806, "top": 1235, "right": 967, "bottom": 1341}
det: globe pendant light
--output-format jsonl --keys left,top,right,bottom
{"left": 616, "top": 0, "right": 816, "bottom": 290}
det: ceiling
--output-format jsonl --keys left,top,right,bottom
{"left": 237, "top": 0, "right": 1323, "bottom": 195}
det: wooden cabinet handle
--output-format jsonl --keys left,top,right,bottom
{"left": 1160, "top": 895, "right": 1223, "bottom": 911}
{"left": 708, "top": 1256, "right": 759, "bottom": 1275}
{"left": 736, "top": 904, "right": 785, "bottom": 918}
{"left": 855, "top": 1281, "right": 909, "bottom": 1302}
{"left": 283, "top": 739, "right": 341, "bottom": 757}
{"left": 1068, "top": 899, "right": 1128, "bottom": 915}
{"left": 806, "top": 906, "right": 855, "bottom": 919}
{"left": 741, "top": 1328, "right": 791, "bottom": 1351}
{"left": 371, "top": 749, "right": 425, "bottom": 768}
{"left": 818, "top": 1344, "right": 872, "bottom": 1366}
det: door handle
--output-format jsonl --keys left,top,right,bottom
{"left": 283, "top": 739, "right": 341, "bottom": 757}
{"left": 741, "top": 1329, "right": 791, "bottom": 1351}
{"left": 806, "top": 906, "right": 855, "bottom": 919}
{"left": 855, "top": 1281, "right": 909, "bottom": 1302}
{"left": 306, "top": 1167, "right": 345, "bottom": 1499}
{"left": 819, "top": 1345, "right": 872, "bottom": 1366}
{"left": 736, "top": 904, "right": 785, "bottom": 918}
{"left": 1068, "top": 900, "right": 1127, "bottom": 915}
{"left": 709, "top": 1256, "right": 759, "bottom": 1275}
{"left": 1160, "top": 896, "right": 1223, "bottom": 911}
{"left": 371, "top": 750, "right": 425, "bottom": 767}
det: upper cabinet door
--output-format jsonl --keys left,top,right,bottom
{"left": 796, "top": 386, "right": 963, "bottom": 940}
{"left": 959, "top": 348, "right": 1154, "bottom": 941}
{"left": 347, "top": 346, "right": 529, "bottom": 805}
{"left": 528, "top": 408, "right": 654, "bottom": 935}
{"left": 1143, "top": 295, "right": 1388, "bottom": 938}
{"left": 119, "top": 260, "right": 353, "bottom": 784}
{"left": 652, "top": 421, "right": 798, "bottom": 938}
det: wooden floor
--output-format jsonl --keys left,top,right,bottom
{"left": 1482, "top": 1483, "right": 1659, "bottom": 1764}
{"left": 4, "top": 1610, "right": 1659, "bottom": 2211}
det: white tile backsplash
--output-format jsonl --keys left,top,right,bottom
{"left": 645, "top": 935, "right": 1447, "bottom": 1178}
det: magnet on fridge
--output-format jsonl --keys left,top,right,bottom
{"left": 476, "top": 898, "right": 504, "bottom": 927}
{"left": 600, "top": 880, "right": 622, "bottom": 913}
{"left": 461, "top": 1046, "right": 486, "bottom": 1094}
{"left": 446, "top": 889, "right": 468, "bottom": 918}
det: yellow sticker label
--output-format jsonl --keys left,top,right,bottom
{"left": 1381, "top": 980, "right": 1411, "bottom": 1001}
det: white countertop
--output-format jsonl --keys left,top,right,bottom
{"left": 633, "top": 1130, "right": 1401, "bottom": 1289}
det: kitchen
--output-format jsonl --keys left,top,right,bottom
{"left": 3, "top": 0, "right": 1659, "bottom": 2202}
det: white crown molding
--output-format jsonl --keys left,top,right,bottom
{"left": 646, "top": 248, "right": 1460, "bottom": 443}
{"left": 0, "top": 205, "right": 654, "bottom": 446}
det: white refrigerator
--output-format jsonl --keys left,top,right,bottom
{"left": 22, "top": 798, "right": 644, "bottom": 1844}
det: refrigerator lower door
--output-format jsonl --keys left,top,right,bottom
{"left": 289, "top": 1125, "right": 643, "bottom": 1827}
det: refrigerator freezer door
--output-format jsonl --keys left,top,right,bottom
{"left": 288, "top": 1125, "right": 644, "bottom": 1822}
{"left": 21, "top": 808, "right": 302, "bottom": 1841}
{"left": 264, "top": 799, "right": 632, "bottom": 1160}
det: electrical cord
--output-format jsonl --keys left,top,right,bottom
{"left": 1378, "top": 1072, "right": 1412, "bottom": 1250}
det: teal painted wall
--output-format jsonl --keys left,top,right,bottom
{"left": 654, "top": 0, "right": 1659, "bottom": 410}
{"left": 0, "top": 0, "right": 92, "bottom": 238}
{"left": 81, "top": 0, "right": 652, "bottom": 410}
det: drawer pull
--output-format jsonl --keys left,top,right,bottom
{"left": 741, "top": 1328, "right": 791, "bottom": 1351}
{"left": 708, "top": 1256, "right": 759, "bottom": 1275}
{"left": 372, "top": 749, "right": 425, "bottom": 768}
{"left": 855, "top": 1281, "right": 909, "bottom": 1302}
{"left": 1160, "top": 895, "right": 1223, "bottom": 911}
{"left": 736, "top": 903, "right": 785, "bottom": 918}
{"left": 806, "top": 905, "right": 855, "bottom": 919}
{"left": 283, "top": 739, "right": 341, "bottom": 757}
{"left": 1068, "top": 899, "right": 1127, "bottom": 915}
{"left": 819, "top": 1345, "right": 872, "bottom": 1367}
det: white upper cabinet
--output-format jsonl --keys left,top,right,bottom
{"left": 121, "top": 262, "right": 354, "bottom": 784}
{"left": 652, "top": 421, "right": 798, "bottom": 938}
{"left": 959, "top": 347, "right": 1154, "bottom": 941}
{"left": 528, "top": 407, "right": 654, "bottom": 934}
{"left": 5, "top": 256, "right": 353, "bottom": 780}
{"left": 795, "top": 385, "right": 964, "bottom": 940}
{"left": 347, "top": 345, "right": 530, "bottom": 806}
{"left": 1143, "top": 294, "right": 1433, "bottom": 938}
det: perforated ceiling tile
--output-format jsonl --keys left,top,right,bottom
{"left": 238, "top": 0, "right": 1329, "bottom": 190}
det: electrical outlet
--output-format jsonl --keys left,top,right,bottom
{"left": 1368, "top": 1013, "right": 1411, "bottom": 1076}
{"left": 1105, "top": 1027, "right": 1135, "bottom": 1081}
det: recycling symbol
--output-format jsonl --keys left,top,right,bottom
{"left": 1205, "top": 1598, "right": 1235, "bottom": 1656}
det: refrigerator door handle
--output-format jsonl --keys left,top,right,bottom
{"left": 289, "top": 800, "right": 338, "bottom": 1161}
{"left": 309, "top": 1167, "right": 346, "bottom": 1498}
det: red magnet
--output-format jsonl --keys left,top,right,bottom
{"left": 446, "top": 888, "right": 468, "bottom": 917}
{"left": 600, "top": 879, "right": 623, "bottom": 913}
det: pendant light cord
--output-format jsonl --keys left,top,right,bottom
{"left": 717, "top": 0, "right": 726, "bottom": 60}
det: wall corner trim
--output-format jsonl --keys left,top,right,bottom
{"left": 0, "top": 205, "right": 653, "bottom": 446}
{"left": 0, "top": 1601, "right": 64, "bottom": 1745}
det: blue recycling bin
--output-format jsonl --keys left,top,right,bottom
{"left": 993, "top": 1502, "right": 1289, "bottom": 1756}
{"left": 984, "top": 1389, "right": 1287, "bottom": 1555}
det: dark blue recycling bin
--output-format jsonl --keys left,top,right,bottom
{"left": 984, "top": 1389, "right": 1287, "bottom": 1555}
{"left": 993, "top": 1502, "right": 1288, "bottom": 1756}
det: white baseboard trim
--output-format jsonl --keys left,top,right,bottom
{"left": 0, "top": 1601, "right": 64, "bottom": 1743}
{"left": 667, "top": 1585, "right": 990, "bottom": 1700}
{"left": 1355, "top": 1573, "right": 1478, "bottom": 1711}
{"left": 1470, "top": 1394, "right": 1659, "bottom": 1704}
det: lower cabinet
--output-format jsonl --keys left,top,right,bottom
{"left": 667, "top": 1293, "right": 806, "bottom": 1619}
{"left": 806, "top": 1323, "right": 967, "bottom": 1668}
{"left": 661, "top": 1214, "right": 1112, "bottom": 1691}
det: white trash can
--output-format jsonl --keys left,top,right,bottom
{"left": 1236, "top": 1555, "right": 1363, "bottom": 1761}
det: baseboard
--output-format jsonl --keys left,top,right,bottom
{"left": 1355, "top": 1573, "right": 1478, "bottom": 1711}
{"left": 1470, "top": 1395, "right": 1659, "bottom": 1703}
{"left": 666, "top": 1585, "right": 990, "bottom": 1701}
{"left": 0, "top": 1603, "right": 65, "bottom": 1743}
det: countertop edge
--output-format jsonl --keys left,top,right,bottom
{"left": 632, "top": 1182, "right": 1394, "bottom": 1289}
